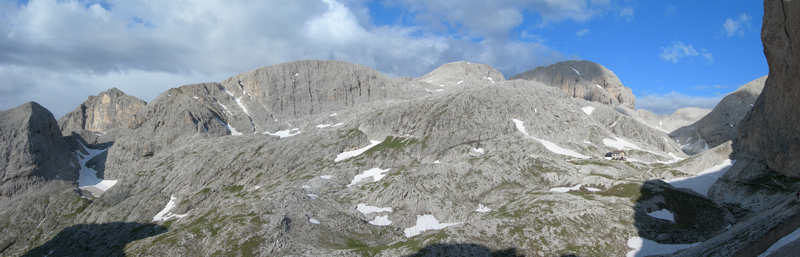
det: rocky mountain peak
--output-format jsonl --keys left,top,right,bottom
{"left": 510, "top": 60, "right": 636, "bottom": 109}
{"left": 0, "top": 102, "right": 77, "bottom": 197}
{"left": 670, "top": 76, "right": 766, "bottom": 155}
{"left": 416, "top": 61, "right": 505, "bottom": 86}
{"left": 58, "top": 87, "right": 146, "bottom": 135}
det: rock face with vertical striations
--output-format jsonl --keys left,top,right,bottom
{"left": 510, "top": 60, "right": 636, "bottom": 109}
{"left": 670, "top": 76, "right": 766, "bottom": 155}
{"left": 737, "top": 0, "right": 800, "bottom": 177}
{"left": 58, "top": 88, "right": 147, "bottom": 135}
{"left": 0, "top": 102, "right": 78, "bottom": 197}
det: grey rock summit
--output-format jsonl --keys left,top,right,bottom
{"left": 510, "top": 60, "right": 636, "bottom": 109}
{"left": 416, "top": 61, "right": 505, "bottom": 86}
{"left": 670, "top": 76, "right": 766, "bottom": 155}
{"left": 0, "top": 102, "right": 78, "bottom": 197}
{"left": 59, "top": 87, "right": 146, "bottom": 134}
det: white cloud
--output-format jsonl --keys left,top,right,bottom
{"left": 636, "top": 92, "right": 723, "bottom": 115}
{"left": 723, "top": 14, "right": 751, "bottom": 37}
{"left": 0, "top": 0, "right": 582, "bottom": 117}
{"left": 659, "top": 42, "right": 712, "bottom": 64}
{"left": 575, "top": 28, "right": 590, "bottom": 37}
{"left": 619, "top": 6, "right": 634, "bottom": 21}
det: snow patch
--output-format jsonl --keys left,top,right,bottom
{"left": 335, "top": 140, "right": 382, "bottom": 162}
{"left": 320, "top": 175, "right": 333, "bottom": 179}
{"left": 369, "top": 215, "right": 392, "bottom": 226}
{"left": 571, "top": 67, "right": 581, "bottom": 76}
{"left": 586, "top": 187, "right": 602, "bottom": 192}
{"left": 264, "top": 128, "right": 300, "bottom": 138}
{"left": 512, "top": 118, "right": 590, "bottom": 159}
{"left": 667, "top": 159, "right": 734, "bottom": 196}
{"left": 457, "top": 80, "right": 464, "bottom": 84}
{"left": 309, "top": 218, "right": 320, "bottom": 224}
{"left": 217, "top": 118, "right": 243, "bottom": 136}
{"left": 475, "top": 204, "right": 491, "bottom": 213}
{"left": 347, "top": 168, "right": 390, "bottom": 187}
{"left": 330, "top": 113, "right": 337, "bottom": 116}
{"left": 75, "top": 142, "right": 116, "bottom": 196}
{"left": 403, "top": 215, "right": 461, "bottom": 238}
{"left": 433, "top": 160, "right": 441, "bottom": 164}
{"left": 582, "top": 106, "right": 595, "bottom": 115}
{"left": 152, "top": 195, "right": 189, "bottom": 222}
{"left": 626, "top": 236, "right": 698, "bottom": 257}
{"left": 356, "top": 204, "right": 393, "bottom": 214}
{"left": 472, "top": 148, "right": 485, "bottom": 155}
{"left": 550, "top": 184, "right": 583, "bottom": 193}
{"left": 646, "top": 209, "right": 675, "bottom": 222}
{"left": 307, "top": 194, "right": 318, "bottom": 199}
{"left": 596, "top": 84, "right": 603, "bottom": 89}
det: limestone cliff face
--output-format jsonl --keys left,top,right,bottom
{"left": 58, "top": 88, "right": 146, "bottom": 134}
{"left": 737, "top": 0, "right": 800, "bottom": 177}
{"left": 510, "top": 60, "right": 636, "bottom": 109}
{"left": 0, "top": 102, "right": 78, "bottom": 197}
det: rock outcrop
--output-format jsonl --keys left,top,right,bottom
{"left": 0, "top": 102, "right": 78, "bottom": 197}
{"left": 636, "top": 107, "right": 711, "bottom": 133}
{"left": 510, "top": 60, "right": 636, "bottom": 109}
{"left": 58, "top": 88, "right": 146, "bottom": 134}
{"left": 670, "top": 76, "right": 766, "bottom": 155}
{"left": 416, "top": 61, "right": 505, "bottom": 86}
{"left": 737, "top": 0, "right": 800, "bottom": 177}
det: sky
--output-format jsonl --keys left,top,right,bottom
{"left": 0, "top": 0, "right": 767, "bottom": 117}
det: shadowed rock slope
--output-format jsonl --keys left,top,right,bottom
{"left": 510, "top": 60, "right": 636, "bottom": 109}
{"left": 0, "top": 102, "right": 78, "bottom": 197}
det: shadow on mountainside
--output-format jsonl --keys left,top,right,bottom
{"left": 23, "top": 222, "right": 166, "bottom": 257}
{"left": 403, "top": 243, "right": 525, "bottom": 257}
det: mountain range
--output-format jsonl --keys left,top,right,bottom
{"left": 1, "top": 1, "right": 799, "bottom": 256}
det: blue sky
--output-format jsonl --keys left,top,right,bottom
{"left": 0, "top": 0, "right": 767, "bottom": 116}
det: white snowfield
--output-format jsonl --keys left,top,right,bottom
{"left": 309, "top": 218, "right": 320, "bottom": 224}
{"left": 550, "top": 184, "right": 583, "bottom": 193}
{"left": 263, "top": 128, "right": 301, "bottom": 138}
{"left": 347, "top": 168, "right": 390, "bottom": 187}
{"left": 369, "top": 215, "right": 392, "bottom": 226}
{"left": 603, "top": 137, "right": 684, "bottom": 164}
{"left": 335, "top": 140, "right": 382, "bottom": 162}
{"left": 646, "top": 209, "right": 675, "bottom": 222}
{"left": 582, "top": 106, "right": 595, "bottom": 115}
{"left": 316, "top": 123, "right": 343, "bottom": 129}
{"left": 403, "top": 215, "right": 461, "bottom": 238}
{"left": 512, "top": 119, "right": 590, "bottom": 159}
{"left": 152, "top": 194, "right": 189, "bottom": 222}
{"left": 320, "top": 175, "right": 333, "bottom": 179}
{"left": 217, "top": 118, "right": 243, "bottom": 136}
{"left": 75, "top": 142, "right": 117, "bottom": 196}
{"left": 475, "top": 204, "right": 491, "bottom": 213}
{"left": 356, "top": 204, "right": 393, "bottom": 214}
{"left": 667, "top": 159, "right": 734, "bottom": 196}
{"left": 626, "top": 236, "right": 699, "bottom": 257}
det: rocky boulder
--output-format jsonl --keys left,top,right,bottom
{"left": 671, "top": 76, "right": 766, "bottom": 155}
{"left": 737, "top": 0, "right": 800, "bottom": 177}
{"left": 510, "top": 60, "right": 636, "bottom": 109}
{"left": 0, "top": 102, "right": 78, "bottom": 197}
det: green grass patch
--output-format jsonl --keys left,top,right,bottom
{"left": 598, "top": 183, "right": 641, "bottom": 200}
